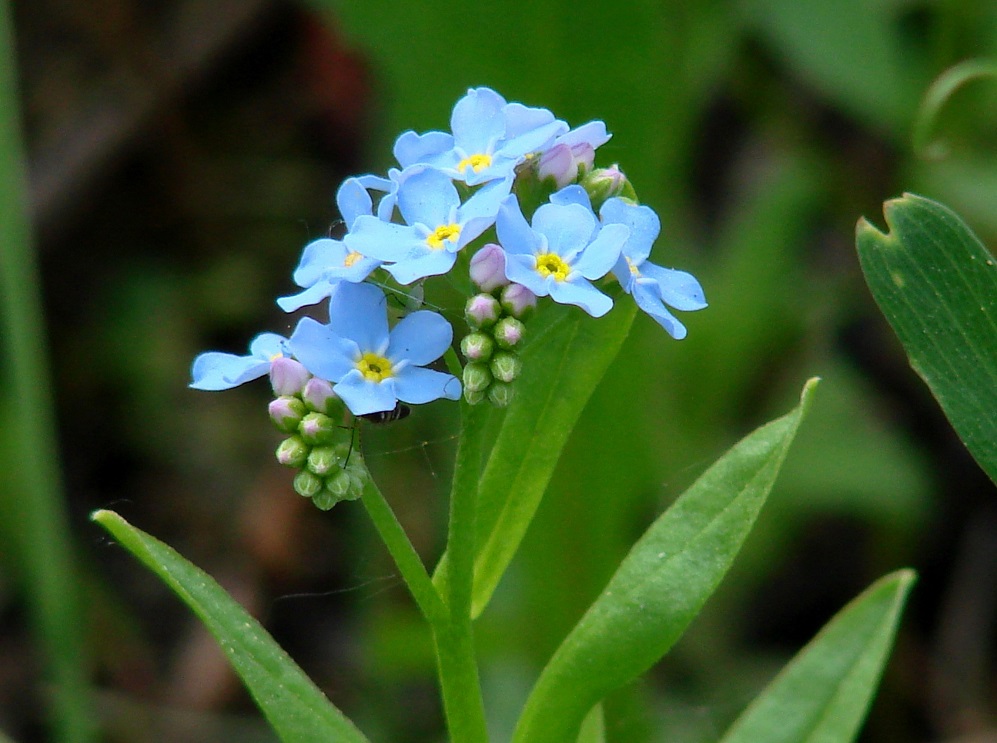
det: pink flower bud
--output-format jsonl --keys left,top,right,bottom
{"left": 538, "top": 142, "right": 595, "bottom": 188}
{"left": 465, "top": 293, "right": 502, "bottom": 328}
{"left": 469, "top": 244, "right": 509, "bottom": 292}
{"left": 269, "top": 357, "right": 310, "bottom": 396}
{"left": 500, "top": 283, "right": 537, "bottom": 319}
{"left": 302, "top": 377, "right": 337, "bottom": 414}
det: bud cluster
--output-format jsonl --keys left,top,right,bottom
{"left": 267, "top": 358, "right": 370, "bottom": 510}
{"left": 461, "top": 245, "right": 536, "bottom": 406}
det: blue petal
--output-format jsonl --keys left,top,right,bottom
{"left": 277, "top": 280, "right": 339, "bottom": 312}
{"left": 383, "top": 249, "right": 458, "bottom": 284}
{"left": 451, "top": 87, "right": 506, "bottom": 153}
{"left": 394, "top": 130, "right": 454, "bottom": 169}
{"left": 455, "top": 176, "right": 510, "bottom": 243}
{"left": 287, "top": 317, "right": 356, "bottom": 382}
{"left": 574, "top": 223, "right": 629, "bottom": 280}
{"left": 394, "top": 366, "right": 462, "bottom": 404}
{"left": 639, "top": 263, "right": 708, "bottom": 310}
{"left": 335, "top": 178, "right": 373, "bottom": 227}
{"left": 601, "top": 198, "right": 659, "bottom": 263}
{"left": 532, "top": 202, "right": 596, "bottom": 256}
{"left": 248, "top": 333, "right": 288, "bottom": 360}
{"left": 190, "top": 352, "right": 269, "bottom": 390}
{"left": 327, "top": 282, "right": 390, "bottom": 352}
{"left": 504, "top": 254, "right": 551, "bottom": 297}
{"left": 292, "top": 238, "right": 347, "bottom": 287}
{"left": 549, "top": 184, "right": 592, "bottom": 209}
{"left": 334, "top": 370, "right": 398, "bottom": 415}
{"left": 632, "top": 280, "right": 688, "bottom": 339}
{"left": 496, "top": 195, "right": 541, "bottom": 256}
{"left": 344, "top": 216, "right": 425, "bottom": 262}
{"left": 549, "top": 278, "right": 613, "bottom": 317}
{"left": 502, "top": 101, "right": 559, "bottom": 140}
{"left": 388, "top": 310, "right": 453, "bottom": 366}
{"left": 397, "top": 167, "right": 459, "bottom": 227}
{"left": 555, "top": 120, "right": 611, "bottom": 149}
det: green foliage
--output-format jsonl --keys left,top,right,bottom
{"left": 719, "top": 570, "right": 915, "bottom": 743}
{"left": 857, "top": 194, "right": 997, "bottom": 485}
{"left": 90, "top": 511, "right": 370, "bottom": 743}
{"left": 512, "top": 379, "right": 818, "bottom": 743}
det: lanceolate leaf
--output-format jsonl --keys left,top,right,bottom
{"left": 856, "top": 194, "right": 997, "bottom": 485}
{"left": 719, "top": 570, "right": 915, "bottom": 743}
{"left": 511, "top": 378, "right": 819, "bottom": 743}
{"left": 469, "top": 299, "right": 637, "bottom": 617}
{"left": 92, "top": 510, "right": 369, "bottom": 743}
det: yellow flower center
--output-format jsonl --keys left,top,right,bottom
{"left": 457, "top": 153, "right": 492, "bottom": 173}
{"left": 343, "top": 251, "right": 363, "bottom": 268}
{"left": 536, "top": 253, "right": 571, "bottom": 282}
{"left": 357, "top": 352, "right": 393, "bottom": 382}
{"left": 427, "top": 223, "right": 462, "bottom": 250}
{"left": 626, "top": 256, "right": 641, "bottom": 276}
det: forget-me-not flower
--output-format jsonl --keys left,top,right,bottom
{"left": 287, "top": 282, "right": 461, "bottom": 415}
{"left": 495, "top": 194, "right": 629, "bottom": 317}
{"left": 278, "top": 178, "right": 383, "bottom": 312}
{"left": 190, "top": 333, "right": 288, "bottom": 391}
{"left": 345, "top": 166, "right": 508, "bottom": 284}
{"left": 602, "top": 197, "right": 707, "bottom": 338}
{"left": 393, "top": 87, "right": 568, "bottom": 186}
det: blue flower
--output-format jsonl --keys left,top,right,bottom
{"left": 495, "top": 194, "right": 628, "bottom": 317}
{"left": 601, "top": 197, "right": 707, "bottom": 339}
{"left": 190, "top": 333, "right": 288, "bottom": 390}
{"left": 393, "top": 87, "right": 568, "bottom": 185}
{"left": 278, "top": 178, "right": 383, "bottom": 312}
{"left": 344, "top": 166, "right": 508, "bottom": 284}
{"left": 287, "top": 282, "right": 461, "bottom": 415}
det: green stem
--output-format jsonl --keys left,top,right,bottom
{"left": 360, "top": 480, "right": 447, "bottom": 625}
{"left": 434, "top": 401, "right": 490, "bottom": 742}
{"left": 912, "top": 58, "right": 997, "bottom": 159}
{"left": 0, "top": 3, "right": 95, "bottom": 740}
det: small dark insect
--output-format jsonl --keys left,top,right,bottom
{"left": 359, "top": 403, "right": 411, "bottom": 425}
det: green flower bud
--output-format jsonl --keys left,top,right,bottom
{"left": 306, "top": 445, "right": 340, "bottom": 476}
{"left": 268, "top": 395, "right": 307, "bottom": 433}
{"left": 465, "top": 293, "right": 501, "bottom": 328}
{"left": 581, "top": 164, "right": 637, "bottom": 210}
{"left": 460, "top": 331, "right": 495, "bottom": 361}
{"left": 298, "top": 412, "right": 337, "bottom": 445}
{"left": 275, "top": 436, "right": 309, "bottom": 469}
{"left": 493, "top": 317, "right": 526, "bottom": 350}
{"left": 293, "top": 469, "right": 324, "bottom": 498}
{"left": 464, "top": 387, "right": 487, "bottom": 405}
{"left": 463, "top": 362, "right": 492, "bottom": 393}
{"left": 490, "top": 351, "right": 522, "bottom": 383}
{"left": 311, "top": 488, "right": 340, "bottom": 511}
{"left": 488, "top": 381, "right": 515, "bottom": 407}
{"left": 326, "top": 470, "right": 362, "bottom": 502}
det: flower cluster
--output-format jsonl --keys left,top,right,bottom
{"left": 190, "top": 87, "right": 706, "bottom": 507}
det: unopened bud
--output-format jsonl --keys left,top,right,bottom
{"left": 269, "top": 396, "right": 307, "bottom": 433}
{"left": 275, "top": 436, "right": 309, "bottom": 469}
{"left": 488, "top": 381, "right": 515, "bottom": 407}
{"left": 463, "top": 362, "right": 492, "bottom": 393}
{"left": 490, "top": 351, "right": 522, "bottom": 383}
{"left": 306, "top": 445, "right": 340, "bottom": 476}
{"left": 326, "top": 470, "right": 362, "bottom": 502}
{"left": 581, "top": 164, "right": 636, "bottom": 209}
{"left": 469, "top": 244, "right": 509, "bottom": 292}
{"left": 538, "top": 142, "right": 595, "bottom": 188}
{"left": 464, "top": 388, "right": 487, "bottom": 405}
{"left": 269, "top": 357, "right": 310, "bottom": 396}
{"left": 302, "top": 377, "right": 338, "bottom": 414}
{"left": 461, "top": 331, "right": 495, "bottom": 361}
{"left": 465, "top": 294, "right": 501, "bottom": 328}
{"left": 493, "top": 317, "right": 525, "bottom": 349}
{"left": 298, "top": 412, "right": 337, "bottom": 445}
{"left": 500, "top": 283, "right": 536, "bottom": 319}
{"left": 293, "top": 470, "right": 324, "bottom": 498}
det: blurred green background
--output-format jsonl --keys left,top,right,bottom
{"left": 1, "top": 0, "right": 996, "bottom": 741}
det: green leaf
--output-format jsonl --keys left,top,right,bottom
{"left": 91, "top": 510, "right": 369, "bottom": 743}
{"left": 511, "top": 378, "right": 819, "bottom": 743}
{"left": 719, "top": 570, "right": 915, "bottom": 743}
{"left": 856, "top": 193, "right": 997, "bottom": 485}
{"left": 469, "top": 300, "right": 637, "bottom": 617}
